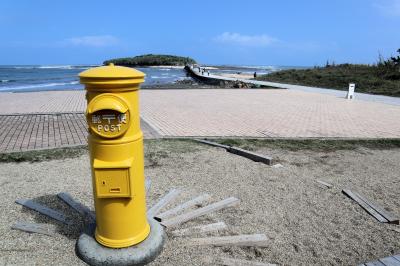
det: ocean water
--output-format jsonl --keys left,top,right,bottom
{"left": 0, "top": 64, "right": 297, "bottom": 92}
{"left": 0, "top": 65, "right": 191, "bottom": 92}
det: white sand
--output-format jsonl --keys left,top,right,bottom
{"left": 1, "top": 141, "right": 399, "bottom": 265}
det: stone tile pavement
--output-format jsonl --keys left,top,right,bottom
{"left": 140, "top": 89, "right": 400, "bottom": 138}
{"left": 0, "top": 114, "right": 159, "bottom": 153}
{"left": 0, "top": 91, "right": 86, "bottom": 114}
{"left": 1, "top": 88, "right": 400, "bottom": 152}
{"left": 0, "top": 113, "right": 87, "bottom": 152}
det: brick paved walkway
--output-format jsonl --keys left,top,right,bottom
{"left": 0, "top": 113, "right": 86, "bottom": 152}
{"left": 1, "top": 89, "right": 400, "bottom": 152}
{"left": 0, "top": 114, "right": 159, "bottom": 153}
{"left": 140, "top": 89, "right": 400, "bottom": 138}
{"left": 0, "top": 91, "right": 86, "bottom": 114}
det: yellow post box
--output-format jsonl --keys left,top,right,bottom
{"left": 79, "top": 63, "right": 149, "bottom": 248}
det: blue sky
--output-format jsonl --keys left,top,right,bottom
{"left": 0, "top": 0, "right": 399, "bottom": 66}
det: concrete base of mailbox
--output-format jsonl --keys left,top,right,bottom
{"left": 76, "top": 218, "right": 166, "bottom": 266}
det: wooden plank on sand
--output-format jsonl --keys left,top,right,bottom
{"left": 11, "top": 222, "right": 56, "bottom": 236}
{"left": 15, "top": 199, "right": 72, "bottom": 225}
{"left": 316, "top": 180, "right": 333, "bottom": 188}
{"left": 227, "top": 147, "right": 273, "bottom": 165}
{"left": 145, "top": 178, "right": 151, "bottom": 193}
{"left": 364, "top": 261, "right": 386, "bottom": 266}
{"left": 195, "top": 139, "right": 273, "bottom": 165}
{"left": 156, "top": 194, "right": 211, "bottom": 221}
{"left": 194, "top": 139, "right": 230, "bottom": 149}
{"left": 161, "top": 197, "right": 239, "bottom": 228}
{"left": 188, "top": 233, "right": 269, "bottom": 247}
{"left": 170, "top": 221, "right": 227, "bottom": 237}
{"left": 353, "top": 192, "right": 399, "bottom": 225}
{"left": 393, "top": 254, "right": 400, "bottom": 262}
{"left": 57, "top": 192, "right": 95, "bottom": 222}
{"left": 148, "top": 188, "right": 181, "bottom": 217}
{"left": 342, "top": 190, "right": 388, "bottom": 223}
{"left": 379, "top": 256, "right": 400, "bottom": 266}
{"left": 217, "top": 257, "right": 276, "bottom": 266}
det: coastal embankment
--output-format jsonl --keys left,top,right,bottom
{"left": 184, "top": 65, "right": 400, "bottom": 106}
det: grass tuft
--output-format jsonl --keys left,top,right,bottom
{"left": 213, "top": 138, "right": 400, "bottom": 152}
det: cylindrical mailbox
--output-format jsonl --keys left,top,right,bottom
{"left": 79, "top": 63, "right": 149, "bottom": 248}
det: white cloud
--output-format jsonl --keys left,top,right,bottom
{"left": 63, "top": 35, "right": 119, "bottom": 47}
{"left": 373, "top": 0, "right": 400, "bottom": 17}
{"left": 213, "top": 32, "right": 278, "bottom": 47}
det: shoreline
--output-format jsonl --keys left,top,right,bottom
{"left": 0, "top": 82, "right": 221, "bottom": 94}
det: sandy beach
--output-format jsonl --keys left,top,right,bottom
{"left": 1, "top": 140, "right": 399, "bottom": 265}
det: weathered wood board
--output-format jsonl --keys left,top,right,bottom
{"left": 194, "top": 139, "right": 230, "bottom": 149}
{"left": 57, "top": 192, "right": 95, "bottom": 222}
{"left": 343, "top": 189, "right": 399, "bottom": 224}
{"left": 195, "top": 139, "right": 273, "bottom": 165}
{"left": 379, "top": 256, "right": 400, "bottom": 266}
{"left": 11, "top": 222, "right": 56, "bottom": 236}
{"left": 161, "top": 197, "right": 239, "bottom": 228}
{"left": 227, "top": 147, "right": 273, "bottom": 165}
{"left": 363, "top": 261, "right": 386, "bottom": 266}
{"left": 353, "top": 191, "right": 399, "bottom": 224}
{"left": 15, "top": 199, "right": 72, "bottom": 225}
{"left": 156, "top": 194, "right": 211, "bottom": 221}
{"left": 188, "top": 233, "right": 269, "bottom": 247}
{"left": 216, "top": 257, "right": 277, "bottom": 266}
{"left": 342, "top": 190, "right": 388, "bottom": 223}
{"left": 148, "top": 188, "right": 181, "bottom": 217}
{"left": 170, "top": 221, "right": 227, "bottom": 237}
{"left": 145, "top": 178, "right": 151, "bottom": 193}
{"left": 316, "top": 180, "right": 333, "bottom": 188}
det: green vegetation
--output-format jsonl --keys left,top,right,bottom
{"left": 0, "top": 145, "right": 88, "bottom": 163}
{"left": 2, "top": 138, "right": 400, "bottom": 163}
{"left": 104, "top": 54, "right": 196, "bottom": 67}
{"left": 212, "top": 138, "right": 400, "bottom": 152}
{"left": 0, "top": 139, "right": 199, "bottom": 164}
{"left": 257, "top": 49, "right": 400, "bottom": 97}
{"left": 144, "top": 139, "right": 199, "bottom": 167}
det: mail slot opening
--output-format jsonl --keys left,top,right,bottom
{"left": 110, "top": 188, "right": 121, "bottom": 193}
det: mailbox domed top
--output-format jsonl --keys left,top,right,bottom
{"left": 79, "top": 64, "right": 145, "bottom": 90}
{"left": 80, "top": 63, "right": 145, "bottom": 79}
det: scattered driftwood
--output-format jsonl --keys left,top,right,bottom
{"left": 15, "top": 199, "right": 72, "bottom": 225}
{"left": 204, "top": 257, "right": 277, "bottom": 266}
{"left": 155, "top": 194, "right": 211, "bottom": 221}
{"left": 11, "top": 222, "right": 56, "bottom": 236}
{"left": 188, "top": 233, "right": 269, "bottom": 247}
{"left": 195, "top": 139, "right": 273, "bottom": 165}
{"left": 170, "top": 222, "right": 227, "bottom": 237}
{"left": 148, "top": 188, "right": 181, "bottom": 217}
{"left": 161, "top": 197, "right": 240, "bottom": 228}
{"left": 343, "top": 189, "right": 399, "bottom": 224}
{"left": 316, "top": 180, "right": 333, "bottom": 188}
{"left": 57, "top": 192, "right": 95, "bottom": 222}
